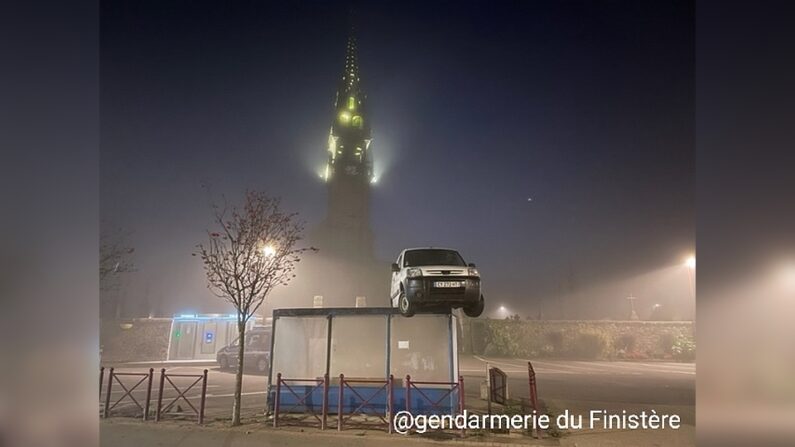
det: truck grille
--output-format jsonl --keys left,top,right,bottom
{"left": 425, "top": 269, "right": 466, "bottom": 276}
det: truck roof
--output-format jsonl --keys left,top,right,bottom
{"left": 401, "top": 247, "right": 459, "bottom": 253}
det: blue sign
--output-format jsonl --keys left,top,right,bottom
{"left": 205, "top": 332, "right": 214, "bottom": 343}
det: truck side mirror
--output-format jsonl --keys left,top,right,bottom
{"left": 468, "top": 263, "right": 476, "bottom": 268}
{"left": 391, "top": 263, "right": 400, "bottom": 272}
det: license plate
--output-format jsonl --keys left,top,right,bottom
{"left": 434, "top": 281, "right": 463, "bottom": 288}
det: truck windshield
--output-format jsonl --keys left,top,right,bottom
{"left": 404, "top": 249, "right": 466, "bottom": 267}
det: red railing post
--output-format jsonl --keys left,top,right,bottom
{"left": 405, "top": 375, "right": 411, "bottom": 414}
{"left": 143, "top": 368, "right": 153, "bottom": 421}
{"left": 458, "top": 375, "right": 465, "bottom": 414}
{"left": 155, "top": 368, "right": 165, "bottom": 422}
{"left": 99, "top": 367, "right": 105, "bottom": 398}
{"left": 528, "top": 362, "right": 538, "bottom": 411}
{"left": 321, "top": 374, "right": 329, "bottom": 430}
{"left": 273, "top": 373, "right": 282, "bottom": 427}
{"left": 459, "top": 375, "right": 466, "bottom": 437}
{"left": 103, "top": 367, "right": 114, "bottom": 418}
{"left": 199, "top": 369, "right": 208, "bottom": 424}
{"left": 487, "top": 367, "right": 493, "bottom": 416}
{"left": 387, "top": 374, "right": 394, "bottom": 434}
{"left": 337, "top": 374, "right": 345, "bottom": 431}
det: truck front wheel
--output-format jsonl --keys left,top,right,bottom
{"left": 398, "top": 291, "right": 415, "bottom": 317}
{"left": 463, "top": 295, "right": 485, "bottom": 317}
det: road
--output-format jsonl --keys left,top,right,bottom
{"left": 102, "top": 355, "right": 694, "bottom": 424}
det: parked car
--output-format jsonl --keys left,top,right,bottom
{"left": 390, "top": 247, "right": 485, "bottom": 317}
{"left": 216, "top": 326, "right": 271, "bottom": 374}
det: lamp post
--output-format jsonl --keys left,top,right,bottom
{"left": 626, "top": 294, "right": 639, "bottom": 321}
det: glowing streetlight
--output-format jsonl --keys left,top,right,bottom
{"left": 775, "top": 261, "right": 795, "bottom": 291}
{"left": 684, "top": 255, "right": 696, "bottom": 300}
{"left": 262, "top": 244, "right": 276, "bottom": 257}
{"left": 499, "top": 305, "right": 506, "bottom": 312}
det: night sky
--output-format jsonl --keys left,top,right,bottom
{"left": 100, "top": 0, "right": 694, "bottom": 319}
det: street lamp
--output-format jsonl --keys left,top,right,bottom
{"left": 775, "top": 261, "right": 795, "bottom": 291}
{"left": 626, "top": 294, "right": 639, "bottom": 320}
{"left": 262, "top": 244, "right": 276, "bottom": 257}
{"left": 684, "top": 255, "right": 696, "bottom": 299}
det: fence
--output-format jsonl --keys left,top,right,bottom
{"left": 102, "top": 367, "right": 154, "bottom": 420}
{"left": 337, "top": 374, "right": 394, "bottom": 432}
{"left": 489, "top": 367, "right": 507, "bottom": 405}
{"left": 404, "top": 375, "right": 465, "bottom": 416}
{"left": 100, "top": 367, "right": 208, "bottom": 425}
{"left": 156, "top": 368, "right": 208, "bottom": 424}
{"left": 272, "top": 373, "right": 329, "bottom": 429}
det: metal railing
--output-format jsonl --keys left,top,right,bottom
{"left": 102, "top": 367, "right": 154, "bottom": 420}
{"left": 489, "top": 367, "right": 508, "bottom": 405}
{"left": 155, "top": 368, "right": 208, "bottom": 424}
{"left": 337, "top": 374, "right": 394, "bottom": 432}
{"left": 404, "top": 375, "right": 465, "bottom": 415}
{"left": 272, "top": 373, "right": 329, "bottom": 429}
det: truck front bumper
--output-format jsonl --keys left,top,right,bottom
{"left": 405, "top": 276, "right": 481, "bottom": 307}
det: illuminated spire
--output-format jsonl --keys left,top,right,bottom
{"left": 336, "top": 22, "right": 363, "bottom": 107}
{"left": 325, "top": 17, "right": 373, "bottom": 184}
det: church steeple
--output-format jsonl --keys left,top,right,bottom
{"left": 325, "top": 28, "right": 373, "bottom": 184}
{"left": 310, "top": 22, "right": 385, "bottom": 307}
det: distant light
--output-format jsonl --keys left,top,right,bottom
{"left": 685, "top": 256, "right": 696, "bottom": 269}
{"left": 499, "top": 305, "right": 506, "bottom": 311}
{"left": 775, "top": 262, "right": 795, "bottom": 291}
{"left": 370, "top": 176, "right": 378, "bottom": 184}
{"left": 262, "top": 245, "right": 276, "bottom": 257}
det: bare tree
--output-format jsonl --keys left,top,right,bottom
{"left": 100, "top": 227, "right": 135, "bottom": 318}
{"left": 100, "top": 228, "right": 135, "bottom": 283}
{"left": 195, "top": 190, "right": 314, "bottom": 426}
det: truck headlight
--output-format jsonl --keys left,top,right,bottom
{"left": 468, "top": 267, "right": 480, "bottom": 277}
{"left": 407, "top": 268, "right": 423, "bottom": 278}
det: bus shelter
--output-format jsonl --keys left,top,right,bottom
{"left": 267, "top": 307, "right": 460, "bottom": 416}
